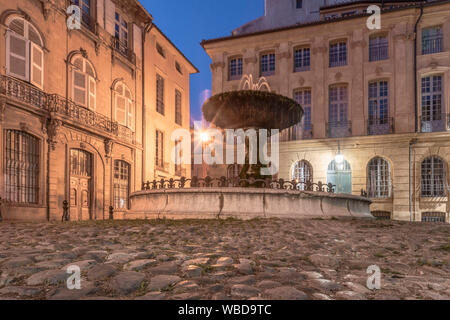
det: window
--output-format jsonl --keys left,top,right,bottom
{"left": 260, "top": 52, "right": 275, "bottom": 76}
{"left": 421, "top": 157, "right": 446, "bottom": 197}
{"left": 292, "top": 161, "right": 312, "bottom": 191}
{"left": 227, "top": 164, "right": 242, "bottom": 179}
{"left": 372, "top": 211, "right": 391, "bottom": 220}
{"left": 71, "top": 56, "right": 96, "bottom": 110}
{"left": 229, "top": 56, "right": 243, "bottom": 80}
{"left": 156, "top": 130, "right": 164, "bottom": 169}
{"left": 156, "top": 43, "right": 166, "bottom": 58}
{"left": 369, "top": 34, "right": 388, "bottom": 61}
{"left": 328, "top": 85, "right": 349, "bottom": 137}
{"left": 114, "top": 160, "right": 130, "bottom": 210}
{"left": 114, "top": 82, "right": 134, "bottom": 130}
{"left": 71, "top": 0, "right": 93, "bottom": 30}
{"left": 296, "top": 0, "right": 303, "bottom": 9}
{"left": 368, "top": 80, "right": 389, "bottom": 135}
{"left": 175, "top": 89, "right": 182, "bottom": 126}
{"left": 70, "top": 149, "right": 92, "bottom": 177}
{"left": 4, "top": 130, "right": 40, "bottom": 204}
{"left": 422, "top": 26, "right": 443, "bottom": 55}
{"left": 294, "top": 47, "right": 310, "bottom": 72}
{"left": 327, "top": 159, "right": 352, "bottom": 194}
{"left": 156, "top": 74, "right": 165, "bottom": 115}
{"left": 6, "top": 17, "right": 44, "bottom": 88}
{"left": 421, "top": 75, "right": 444, "bottom": 133}
{"left": 329, "top": 41, "right": 347, "bottom": 67}
{"left": 422, "top": 212, "right": 446, "bottom": 223}
{"left": 175, "top": 61, "right": 183, "bottom": 74}
{"left": 367, "top": 157, "right": 391, "bottom": 198}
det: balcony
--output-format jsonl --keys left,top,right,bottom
{"left": 327, "top": 121, "right": 352, "bottom": 138}
{"left": 421, "top": 114, "right": 448, "bottom": 133}
{"left": 112, "top": 37, "right": 136, "bottom": 65}
{"left": 0, "top": 75, "right": 135, "bottom": 145}
{"left": 367, "top": 117, "right": 394, "bottom": 136}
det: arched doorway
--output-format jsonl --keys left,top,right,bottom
{"left": 69, "top": 149, "right": 93, "bottom": 221}
{"left": 327, "top": 159, "right": 352, "bottom": 194}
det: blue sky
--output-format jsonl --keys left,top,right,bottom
{"left": 140, "top": 0, "right": 264, "bottom": 123}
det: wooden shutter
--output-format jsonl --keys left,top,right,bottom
{"left": 133, "top": 24, "right": 142, "bottom": 60}
{"left": 115, "top": 95, "right": 126, "bottom": 125}
{"left": 30, "top": 42, "right": 44, "bottom": 88}
{"left": 88, "top": 77, "right": 96, "bottom": 110}
{"left": 127, "top": 99, "right": 134, "bottom": 130}
{"left": 104, "top": 0, "right": 116, "bottom": 35}
{"left": 6, "top": 31, "right": 29, "bottom": 81}
{"left": 73, "top": 70, "right": 87, "bottom": 106}
{"left": 97, "top": 0, "right": 105, "bottom": 29}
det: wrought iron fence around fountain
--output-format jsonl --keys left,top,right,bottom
{"left": 142, "top": 176, "right": 336, "bottom": 193}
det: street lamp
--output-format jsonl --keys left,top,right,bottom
{"left": 200, "top": 131, "right": 210, "bottom": 143}
{"left": 335, "top": 142, "right": 344, "bottom": 164}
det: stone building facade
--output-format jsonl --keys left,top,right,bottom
{"left": 202, "top": 0, "right": 450, "bottom": 223}
{"left": 0, "top": 0, "right": 197, "bottom": 221}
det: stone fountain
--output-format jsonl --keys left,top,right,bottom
{"left": 128, "top": 76, "right": 373, "bottom": 220}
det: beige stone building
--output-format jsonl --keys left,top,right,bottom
{"left": 202, "top": 0, "right": 450, "bottom": 223}
{"left": 0, "top": 0, "right": 197, "bottom": 221}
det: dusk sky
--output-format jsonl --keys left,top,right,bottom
{"left": 140, "top": 0, "right": 264, "bottom": 124}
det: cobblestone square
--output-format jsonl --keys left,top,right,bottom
{"left": 0, "top": 219, "right": 448, "bottom": 300}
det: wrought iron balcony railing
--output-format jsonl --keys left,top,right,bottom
{"left": 326, "top": 121, "right": 352, "bottom": 138}
{"left": 1, "top": 75, "right": 134, "bottom": 144}
{"left": 367, "top": 117, "right": 394, "bottom": 135}
{"left": 112, "top": 37, "right": 136, "bottom": 65}
{"left": 420, "top": 114, "right": 448, "bottom": 133}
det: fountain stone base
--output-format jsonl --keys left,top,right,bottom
{"left": 127, "top": 188, "right": 373, "bottom": 220}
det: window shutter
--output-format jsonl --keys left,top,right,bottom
{"left": 133, "top": 24, "right": 142, "bottom": 61}
{"left": 30, "top": 42, "right": 44, "bottom": 88}
{"left": 73, "top": 70, "right": 87, "bottom": 106}
{"left": 104, "top": 0, "right": 116, "bottom": 36}
{"left": 97, "top": 0, "right": 105, "bottom": 29}
{"left": 88, "top": 77, "right": 96, "bottom": 110}
{"left": 6, "top": 31, "right": 29, "bottom": 81}
{"left": 115, "top": 95, "right": 126, "bottom": 125}
{"left": 127, "top": 99, "right": 134, "bottom": 130}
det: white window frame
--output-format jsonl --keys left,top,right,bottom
{"left": 114, "top": 82, "right": 134, "bottom": 131}
{"left": 71, "top": 57, "right": 96, "bottom": 110}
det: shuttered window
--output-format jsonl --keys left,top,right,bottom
{"left": 156, "top": 74, "right": 165, "bottom": 115}
{"left": 71, "top": 57, "right": 96, "bottom": 110}
{"left": 6, "top": 17, "right": 44, "bottom": 88}
{"left": 114, "top": 82, "right": 134, "bottom": 130}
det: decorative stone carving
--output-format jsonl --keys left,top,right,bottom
{"left": 376, "top": 66, "right": 383, "bottom": 76}
{"left": 80, "top": 48, "right": 88, "bottom": 59}
{"left": 95, "top": 42, "right": 101, "bottom": 56}
{"left": 210, "top": 62, "right": 225, "bottom": 71}
{"left": 104, "top": 139, "right": 114, "bottom": 162}
{"left": 335, "top": 72, "right": 343, "bottom": 81}
{"left": 0, "top": 97, "right": 6, "bottom": 122}
{"left": 46, "top": 118, "right": 62, "bottom": 150}
{"left": 20, "top": 122, "right": 29, "bottom": 132}
{"left": 297, "top": 76, "right": 305, "bottom": 86}
{"left": 41, "top": 0, "right": 52, "bottom": 20}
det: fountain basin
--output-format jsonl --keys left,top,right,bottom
{"left": 127, "top": 188, "right": 373, "bottom": 220}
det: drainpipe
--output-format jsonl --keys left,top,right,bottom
{"left": 413, "top": 4, "right": 424, "bottom": 133}
{"left": 141, "top": 20, "right": 154, "bottom": 184}
{"left": 409, "top": 139, "right": 417, "bottom": 222}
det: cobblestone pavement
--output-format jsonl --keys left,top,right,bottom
{"left": 0, "top": 218, "right": 449, "bottom": 300}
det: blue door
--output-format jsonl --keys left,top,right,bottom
{"left": 327, "top": 160, "right": 352, "bottom": 194}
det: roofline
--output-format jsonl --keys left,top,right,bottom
{"left": 201, "top": 0, "right": 450, "bottom": 48}
{"left": 152, "top": 24, "right": 199, "bottom": 74}
{"left": 135, "top": 0, "right": 153, "bottom": 21}
{"left": 320, "top": 0, "right": 424, "bottom": 11}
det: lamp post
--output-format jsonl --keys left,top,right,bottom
{"left": 335, "top": 141, "right": 344, "bottom": 165}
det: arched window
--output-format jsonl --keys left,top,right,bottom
{"left": 227, "top": 164, "right": 242, "bottom": 180}
{"left": 421, "top": 156, "right": 446, "bottom": 197}
{"left": 71, "top": 55, "right": 96, "bottom": 110}
{"left": 4, "top": 130, "right": 40, "bottom": 204}
{"left": 5, "top": 16, "right": 44, "bottom": 88}
{"left": 292, "top": 161, "right": 313, "bottom": 190}
{"left": 367, "top": 157, "right": 391, "bottom": 198}
{"left": 327, "top": 159, "right": 352, "bottom": 194}
{"left": 114, "top": 160, "right": 130, "bottom": 209}
{"left": 114, "top": 81, "right": 134, "bottom": 130}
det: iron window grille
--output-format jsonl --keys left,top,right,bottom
{"left": 367, "top": 157, "right": 391, "bottom": 198}
{"left": 368, "top": 80, "right": 390, "bottom": 135}
{"left": 114, "top": 160, "right": 130, "bottom": 210}
{"left": 292, "top": 161, "right": 313, "bottom": 191}
{"left": 421, "top": 212, "right": 446, "bottom": 223}
{"left": 4, "top": 130, "right": 40, "bottom": 204}
{"left": 371, "top": 211, "right": 392, "bottom": 220}
{"left": 328, "top": 85, "right": 349, "bottom": 138}
{"left": 421, "top": 157, "right": 446, "bottom": 197}
{"left": 175, "top": 89, "right": 182, "bottom": 125}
